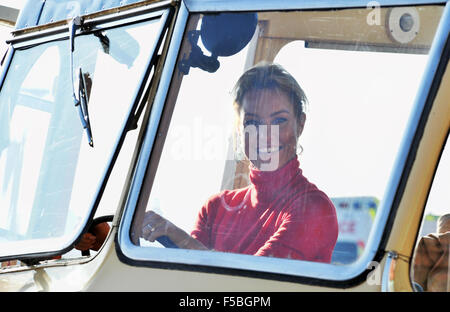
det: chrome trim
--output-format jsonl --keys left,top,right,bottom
{"left": 8, "top": 1, "right": 173, "bottom": 48}
{"left": 13, "top": 0, "right": 174, "bottom": 36}
{"left": 117, "top": 1, "right": 450, "bottom": 283}
{"left": 184, "top": 0, "right": 446, "bottom": 12}
{"left": 382, "top": 251, "right": 398, "bottom": 292}
{"left": 0, "top": 46, "right": 14, "bottom": 91}
{"left": 72, "top": 0, "right": 174, "bottom": 31}
{"left": 118, "top": 3, "right": 189, "bottom": 248}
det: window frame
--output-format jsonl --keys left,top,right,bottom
{"left": 117, "top": 0, "right": 450, "bottom": 287}
{"left": 409, "top": 131, "right": 450, "bottom": 292}
{"left": 0, "top": 4, "right": 173, "bottom": 263}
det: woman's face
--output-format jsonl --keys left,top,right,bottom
{"left": 240, "top": 88, "right": 305, "bottom": 171}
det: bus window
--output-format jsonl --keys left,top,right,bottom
{"left": 125, "top": 6, "right": 444, "bottom": 281}
{"left": 0, "top": 13, "right": 168, "bottom": 260}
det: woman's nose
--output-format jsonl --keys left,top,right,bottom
{"left": 257, "top": 124, "right": 279, "bottom": 147}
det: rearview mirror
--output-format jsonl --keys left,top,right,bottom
{"left": 180, "top": 12, "right": 258, "bottom": 74}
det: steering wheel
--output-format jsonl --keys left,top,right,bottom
{"left": 80, "top": 215, "right": 114, "bottom": 256}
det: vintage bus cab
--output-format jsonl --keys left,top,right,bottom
{"left": 0, "top": 0, "right": 448, "bottom": 293}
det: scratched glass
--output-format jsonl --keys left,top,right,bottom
{"left": 132, "top": 7, "right": 442, "bottom": 268}
{"left": 0, "top": 18, "right": 163, "bottom": 257}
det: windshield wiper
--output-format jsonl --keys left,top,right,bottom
{"left": 69, "top": 17, "right": 94, "bottom": 147}
{"left": 76, "top": 67, "right": 93, "bottom": 147}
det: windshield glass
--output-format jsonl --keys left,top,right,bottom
{"left": 0, "top": 15, "right": 165, "bottom": 257}
{"left": 126, "top": 6, "right": 444, "bottom": 278}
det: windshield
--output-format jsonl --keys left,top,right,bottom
{"left": 123, "top": 5, "right": 444, "bottom": 280}
{"left": 0, "top": 14, "right": 166, "bottom": 258}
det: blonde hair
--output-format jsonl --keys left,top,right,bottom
{"left": 232, "top": 62, "right": 308, "bottom": 122}
{"left": 231, "top": 62, "right": 308, "bottom": 159}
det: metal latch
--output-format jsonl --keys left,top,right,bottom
{"left": 381, "top": 251, "right": 398, "bottom": 292}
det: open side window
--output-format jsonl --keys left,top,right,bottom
{"left": 0, "top": 6, "right": 172, "bottom": 263}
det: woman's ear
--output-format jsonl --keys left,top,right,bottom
{"left": 296, "top": 112, "right": 306, "bottom": 138}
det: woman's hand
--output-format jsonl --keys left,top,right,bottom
{"left": 140, "top": 211, "right": 208, "bottom": 250}
{"left": 140, "top": 210, "right": 176, "bottom": 243}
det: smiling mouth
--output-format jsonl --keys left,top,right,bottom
{"left": 258, "top": 146, "right": 283, "bottom": 154}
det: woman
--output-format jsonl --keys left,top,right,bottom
{"left": 141, "top": 63, "right": 338, "bottom": 263}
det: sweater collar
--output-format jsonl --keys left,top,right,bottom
{"left": 249, "top": 156, "right": 301, "bottom": 204}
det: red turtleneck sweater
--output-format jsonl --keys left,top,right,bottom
{"left": 191, "top": 157, "right": 338, "bottom": 263}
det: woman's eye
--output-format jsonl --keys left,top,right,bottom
{"left": 244, "top": 119, "right": 260, "bottom": 127}
{"left": 272, "top": 117, "right": 287, "bottom": 125}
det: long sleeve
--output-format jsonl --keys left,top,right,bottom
{"left": 191, "top": 201, "right": 212, "bottom": 248}
{"left": 190, "top": 157, "right": 339, "bottom": 264}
